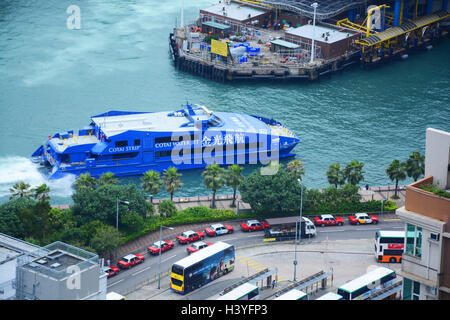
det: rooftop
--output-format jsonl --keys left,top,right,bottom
{"left": 18, "top": 241, "right": 98, "bottom": 280}
{"left": 285, "top": 24, "right": 353, "bottom": 43}
{"left": 201, "top": 2, "right": 267, "bottom": 21}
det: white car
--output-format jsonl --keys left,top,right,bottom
{"left": 205, "top": 223, "right": 234, "bottom": 237}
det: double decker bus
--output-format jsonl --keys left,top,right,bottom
{"left": 337, "top": 267, "right": 397, "bottom": 300}
{"left": 170, "top": 241, "right": 235, "bottom": 294}
{"left": 375, "top": 230, "right": 405, "bottom": 263}
{"left": 217, "top": 283, "right": 259, "bottom": 300}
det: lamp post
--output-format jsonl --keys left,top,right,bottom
{"left": 115, "top": 198, "right": 129, "bottom": 262}
{"left": 310, "top": 2, "right": 319, "bottom": 64}
{"left": 293, "top": 179, "right": 303, "bottom": 281}
{"left": 158, "top": 225, "right": 174, "bottom": 289}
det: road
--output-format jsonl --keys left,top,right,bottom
{"left": 106, "top": 216, "right": 404, "bottom": 296}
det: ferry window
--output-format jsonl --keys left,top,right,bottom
{"left": 113, "top": 152, "right": 138, "bottom": 160}
{"left": 156, "top": 151, "right": 171, "bottom": 158}
{"left": 134, "top": 139, "right": 141, "bottom": 146}
{"left": 115, "top": 140, "right": 128, "bottom": 148}
{"left": 155, "top": 136, "right": 172, "bottom": 144}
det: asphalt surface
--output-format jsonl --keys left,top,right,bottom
{"left": 106, "top": 214, "right": 404, "bottom": 299}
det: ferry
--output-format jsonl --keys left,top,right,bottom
{"left": 31, "top": 103, "right": 300, "bottom": 179}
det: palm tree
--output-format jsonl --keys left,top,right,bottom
{"left": 286, "top": 159, "right": 305, "bottom": 181}
{"left": 405, "top": 151, "right": 425, "bottom": 182}
{"left": 343, "top": 160, "right": 365, "bottom": 186}
{"left": 141, "top": 170, "right": 163, "bottom": 203}
{"left": 34, "top": 184, "right": 51, "bottom": 202}
{"left": 225, "top": 164, "right": 244, "bottom": 207}
{"left": 162, "top": 167, "right": 183, "bottom": 201}
{"left": 202, "top": 163, "right": 226, "bottom": 208}
{"left": 9, "top": 181, "right": 33, "bottom": 200}
{"left": 73, "top": 173, "right": 97, "bottom": 190}
{"left": 326, "top": 163, "right": 345, "bottom": 188}
{"left": 386, "top": 159, "right": 406, "bottom": 199}
{"left": 98, "top": 172, "right": 119, "bottom": 186}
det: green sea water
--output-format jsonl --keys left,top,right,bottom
{"left": 0, "top": 0, "right": 449, "bottom": 204}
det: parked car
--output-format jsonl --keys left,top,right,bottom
{"left": 205, "top": 223, "right": 234, "bottom": 237}
{"left": 147, "top": 240, "right": 175, "bottom": 255}
{"left": 117, "top": 254, "right": 145, "bottom": 269}
{"left": 240, "top": 219, "right": 269, "bottom": 232}
{"left": 104, "top": 266, "right": 120, "bottom": 278}
{"left": 313, "top": 214, "right": 344, "bottom": 227}
{"left": 186, "top": 241, "right": 213, "bottom": 254}
{"left": 349, "top": 212, "right": 378, "bottom": 225}
{"left": 176, "top": 230, "right": 205, "bottom": 244}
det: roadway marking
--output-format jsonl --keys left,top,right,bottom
{"left": 246, "top": 234, "right": 263, "bottom": 238}
{"left": 161, "top": 254, "right": 177, "bottom": 263}
{"left": 134, "top": 266, "right": 152, "bottom": 276}
{"left": 107, "top": 279, "right": 124, "bottom": 288}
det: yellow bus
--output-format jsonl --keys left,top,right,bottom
{"left": 170, "top": 241, "right": 235, "bottom": 294}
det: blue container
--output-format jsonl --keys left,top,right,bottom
{"left": 208, "top": 45, "right": 211, "bottom": 52}
{"left": 200, "top": 42, "right": 205, "bottom": 49}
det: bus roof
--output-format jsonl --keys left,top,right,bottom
{"left": 316, "top": 292, "right": 343, "bottom": 300}
{"left": 338, "top": 267, "right": 395, "bottom": 293}
{"left": 173, "top": 241, "right": 233, "bottom": 269}
{"left": 377, "top": 230, "right": 405, "bottom": 238}
{"left": 217, "top": 283, "right": 258, "bottom": 300}
{"left": 274, "top": 289, "right": 307, "bottom": 300}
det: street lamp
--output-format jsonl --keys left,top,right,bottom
{"left": 115, "top": 198, "right": 130, "bottom": 262}
{"left": 158, "top": 225, "right": 174, "bottom": 289}
{"left": 293, "top": 179, "right": 303, "bottom": 281}
{"left": 310, "top": 2, "right": 319, "bottom": 64}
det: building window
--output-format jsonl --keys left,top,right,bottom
{"left": 413, "top": 281, "right": 420, "bottom": 300}
{"left": 403, "top": 278, "right": 421, "bottom": 300}
{"left": 406, "top": 224, "right": 422, "bottom": 258}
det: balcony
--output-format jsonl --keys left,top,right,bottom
{"left": 404, "top": 176, "right": 450, "bottom": 222}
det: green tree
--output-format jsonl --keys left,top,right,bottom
{"left": 405, "top": 151, "right": 425, "bottom": 182}
{"left": 202, "top": 163, "right": 226, "bottom": 208}
{"left": 286, "top": 159, "right": 305, "bottom": 181}
{"left": 386, "top": 159, "right": 406, "bottom": 199}
{"left": 9, "top": 181, "right": 33, "bottom": 200}
{"left": 121, "top": 212, "right": 145, "bottom": 233}
{"left": 141, "top": 170, "right": 163, "bottom": 203}
{"left": 343, "top": 160, "right": 365, "bottom": 186}
{"left": 158, "top": 199, "right": 177, "bottom": 218}
{"left": 73, "top": 173, "right": 98, "bottom": 190}
{"left": 239, "top": 166, "right": 302, "bottom": 216}
{"left": 33, "top": 184, "right": 50, "bottom": 202}
{"left": 326, "top": 163, "right": 345, "bottom": 188}
{"left": 225, "top": 164, "right": 244, "bottom": 207}
{"left": 162, "top": 167, "right": 183, "bottom": 201}
{"left": 98, "top": 172, "right": 119, "bottom": 186}
{"left": 72, "top": 184, "right": 147, "bottom": 226}
{"left": 90, "top": 225, "right": 122, "bottom": 260}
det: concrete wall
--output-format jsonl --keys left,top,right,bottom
{"left": 424, "top": 128, "right": 450, "bottom": 189}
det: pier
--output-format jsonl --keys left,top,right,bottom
{"left": 169, "top": 0, "right": 450, "bottom": 81}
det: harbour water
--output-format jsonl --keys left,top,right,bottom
{"left": 0, "top": 0, "right": 449, "bottom": 204}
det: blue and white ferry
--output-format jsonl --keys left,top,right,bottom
{"left": 31, "top": 103, "right": 300, "bottom": 179}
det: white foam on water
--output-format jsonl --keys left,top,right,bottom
{"left": 0, "top": 156, "right": 76, "bottom": 201}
